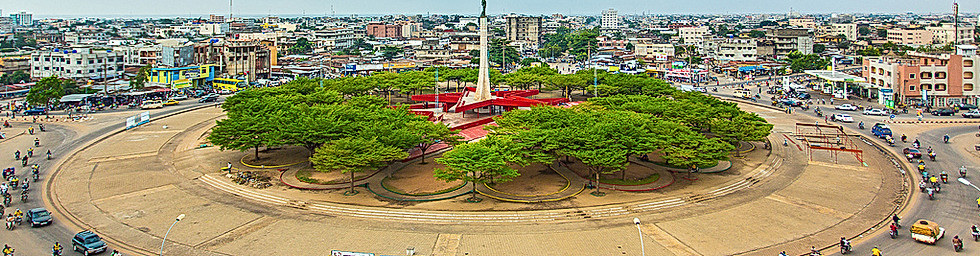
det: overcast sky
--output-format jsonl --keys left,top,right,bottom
{"left": 2, "top": 0, "right": 977, "bottom": 18}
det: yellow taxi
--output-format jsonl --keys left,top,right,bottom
{"left": 163, "top": 99, "right": 179, "bottom": 106}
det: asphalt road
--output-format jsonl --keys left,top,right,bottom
{"left": 708, "top": 83, "right": 980, "bottom": 255}
{"left": 0, "top": 99, "right": 220, "bottom": 256}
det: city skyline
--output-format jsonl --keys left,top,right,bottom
{"left": 2, "top": 0, "right": 979, "bottom": 18}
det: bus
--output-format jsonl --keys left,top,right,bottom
{"left": 212, "top": 78, "right": 246, "bottom": 92}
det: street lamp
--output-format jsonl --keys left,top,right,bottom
{"left": 633, "top": 217, "right": 645, "bottom": 256}
{"left": 160, "top": 214, "right": 186, "bottom": 255}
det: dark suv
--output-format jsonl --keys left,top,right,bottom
{"left": 72, "top": 231, "right": 107, "bottom": 255}
{"left": 930, "top": 108, "right": 956, "bottom": 116}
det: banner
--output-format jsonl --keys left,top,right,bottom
{"left": 126, "top": 111, "right": 152, "bottom": 130}
{"left": 125, "top": 116, "right": 137, "bottom": 129}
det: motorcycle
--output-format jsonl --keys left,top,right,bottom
{"left": 859, "top": 122, "right": 865, "bottom": 129}
{"left": 927, "top": 188, "right": 935, "bottom": 200}
{"left": 52, "top": 248, "right": 62, "bottom": 256}
{"left": 973, "top": 230, "right": 980, "bottom": 241}
{"left": 954, "top": 241, "right": 963, "bottom": 252}
{"left": 888, "top": 138, "right": 895, "bottom": 146}
{"left": 32, "top": 173, "right": 38, "bottom": 182}
{"left": 941, "top": 174, "right": 948, "bottom": 184}
{"left": 929, "top": 152, "right": 936, "bottom": 161}
{"left": 890, "top": 229, "right": 898, "bottom": 239}
{"left": 962, "top": 168, "right": 969, "bottom": 178}
{"left": 919, "top": 182, "right": 927, "bottom": 192}
{"left": 20, "top": 193, "right": 26, "bottom": 203}
{"left": 840, "top": 243, "right": 851, "bottom": 254}
{"left": 5, "top": 220, "right": 12, "bottom": 230}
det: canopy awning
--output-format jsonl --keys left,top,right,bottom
{"left": 60, "top": 94, "right": 95, "bottom": 103}
{"left": 804, "top": 70, "right": 867, "bottom": 83}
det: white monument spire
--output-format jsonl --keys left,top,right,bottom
{"left": 473, "top": 0, "right": 492, "bottom": 102}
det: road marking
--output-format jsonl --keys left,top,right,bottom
{"left": 195, "top": 216, "right": 276, "bottom": 249}
{"left": 643, "top": 223, "right": 702, "bottom": 256}
{"left": 431, "top": 234, "right": 462, "bottom": 256}
{"left": 766, "top": 194, "right": 852, "bottom": 219}
{"left": 87, "top": 151, "right": 157, "bottom": 163}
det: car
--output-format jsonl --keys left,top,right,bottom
{"left": 218, "top": 89, "right": 233, "bottom": 94}
{"left": 199, "top": 95, "right": 219, "bottom": 103}
{"left": 930, "top": 108, "right": 956, "bottom": 116}
{"left": 72, "top": 230, "right": 107, "bottom": 256}
{"left": 163, "top": 99, "right": 179, "bottom": 106}
{"left": 26, "top": 208, "right": 52, "bottom": 227}
{"left": 863, "top": 108, "right": 888, "bottom": 116}
{"left": 964, "top": 110, "right": 980, "bottom": 118}
{"left": 903, "top": 147, "right": 922, "bottom": 158}
{"left": 910, "top": 219, "right": 945, "bottom": 245}
{"left": 872, "top": 123, "right": 892, "bottom": 138}
{"left": 22, "top": 108, "right": 47, "bottom": 115}
{"left": 780, "top": 98, "right": 802, "bottom": 106}
{"left": 832, "top": 114, "right": 854, "bottom": 123}
{"left": 956, "top": 103, "right": 978, "bottom": 110}
{"left": 795, "top": 93, "right": 811, "bottom": 100}
{"left": 140, "top": 100, "right": 163, "bottom": 109}
{"left": 171, "top": 94, "right": 188, "bottom": 100}
{"left": 834, "top": 104, "right": 858, "bottom": 111}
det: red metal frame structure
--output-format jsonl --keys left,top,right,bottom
{"left": 410, "top": 87, "right": 570, "bottom": 117}
{"left": 794, "top": 123, "right": 864, "bottom": 164}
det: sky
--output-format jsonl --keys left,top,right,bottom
{"left": 1, "top": 0, "right": 977, "bottom": 18}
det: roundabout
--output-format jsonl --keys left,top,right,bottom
{"left": 46, "top": 101, "right": 907, "bottom": 255}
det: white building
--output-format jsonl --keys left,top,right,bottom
{"left": 198, "top": 23, "right": 229, "bottom": 36}
{"left": 601, "top": 8, "right": 619, "bottom": 33}
{"left": 313, "top": 27, "right": 355, "bottom": 51}
{"left": 926, "top": 23, "right": 976, "bottom": 45}
{"left": 830, "top": 23, "right": 858, "bottom": 41}
{"left": 10, "top": 11, "right": 31, "bottom": 26}
{"left": 31, "top": 47, "right": 125, "bottom": 80}
{"left": 113, "top": 44, "right": 162, "bottom": 67}
{"left": 702, "top": 37, "right": 758, "bottom": 62}
{"left": 632, "top": 39, "right": 674, "bottom": 60}
{"left": 678, "top": 26, "right": 710, "bottom": 44}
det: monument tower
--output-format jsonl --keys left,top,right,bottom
{"left": 473, "top": 0, "right": 492, "bottom": 101}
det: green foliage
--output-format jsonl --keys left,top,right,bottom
{"left": 311, "top": 137, "right": 408, "bottom": 193}
{"left": 540, "top": 27, "right": 599, "bottom": 61}
{"left": 857, "top": 46, "right": 883, "bottom": 56}
{"left": 814, "top": 44, "right": 826, "bottom": 54}
{"left": 26, "top": 76, "right": 71, "bottom": 106}
{"left": 0, "top": 70, "right": 29, "bottom": 85}
{"left": 407, "top": 121, "right": 463, "bottom": 163}
{"left": 859, "top": 27, "right": 871, "bottom": 36}
{"left": 288, "top": 37, "right": 313, "bottom": 55}
{"left": 876, "top": 28, "right": 888, "bottom": 38}
{"left": 748, "top": 30, "right": 767, "bottom": 38}
{"left": 786, "top": 51, "right": 829, "bottom": 72}
{"left": 434, "top": 136, "right": 525, "bottom": 199}
{"left": 129, "top": 64, "right": 152, "bottom": 90}
{"left": 381, "top": 46, "right": 404, "bottom": 60}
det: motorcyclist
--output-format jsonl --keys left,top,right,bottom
{"left": 890, "top": 223, "right": 898, "bottom": 235}
{"left": 907, "top": 153, "right": 914, "bottom": 163}
{"left": 902, "top": 134, "right": 907, "bottom": 142}
{"left": 46, "top": 150, "right": 51, "bottom": 160}
{"left": 839, "top": 237, "right": 850, "bottom": 251}
{"left": 944, "top": 134, "right": 950, "bottom": 143}
{"left": 941, "top": 171, "right": 948, "bottom": 183}
{"left": 27, "top": 148, "right": 33, "bottom": 158}
{"left": 919, "top": 180, "right": 927, "bottom": 192}
{"left": 27, "top": 126, "right": 33, "bottom": 135}
{"left": 52, "top": 242, "right": 62, "bottom": 255}
{"left": 20, "top": 180, "right": 27, "bottom": 191}
{"left": 893, "top": 214, "right": 902, "bottom": 227}
{"left": 13, "top": 150, "right": 19, "bottom": 160}
{"left": 809, "top": 246, "right": 821, "bottom": 255}
{"left": 859, "top": 121, "right": 865, "bottom": 129}
{"left": 12, "top": 209, "right": 21, "bottom": 223}
{"left": 953, "top": 235, "right": 963, "bottom": 250}
{"left": 930, "top": 175, "right": 938, "bottom": 185}
{"left": 871, "top": 246, "right": 881, "bottom": 256}
{"left": 2, "top": 244, "right": 13, "bottom": 256}
{"left": 34, "top": 137, "right": 38, "bottom": 147}
{"left": 9, "top": 176, "right": 18, "bottom": 188}
{"left": 3, "top": 214, "right": 11, "bottom": 229}
{"left": 38, "top": 123, "right": 43, "bottom": 132}
{"left": 962, "top": 166, "right": 969, "bottom": 177}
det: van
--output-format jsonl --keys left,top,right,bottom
{"left": 140, "top": 100, "right": 163, "bottom": 109}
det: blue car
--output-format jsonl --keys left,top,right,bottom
{"left": 26, "top": 208, "right": 52, "bottom": 227}
{"left": 22, "top": 108, "right": 46, "bottom": 115}
{"left": 72, "top": 230, "right": 107, "bottom": 255}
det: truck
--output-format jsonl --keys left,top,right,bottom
{"left": 910, "top": 219, "right": 945, "bottom": 244}
{"left": 871, "top": 123, "right": 892, "bottom": 139}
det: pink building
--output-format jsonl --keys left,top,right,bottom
{"left": 366, "top": 22, "right": 402, "bottom": 38}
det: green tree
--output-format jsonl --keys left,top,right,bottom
{"left": 434, "top": 136, "right": 524, "bottom": 201}
{"left": 311, "top": 137, "right": 408, "bottom": 194}
{"left": 129, "top": 64, "right": 152, "bottom": 90}
{"left": 381, "top": 46, "right": 404, "bottom": 60}
{"left": 408, "top": 121, "right": 462, "bottom": 164}
{"left": 0, "top": 70, "right": 29, "bottom": 85}
{"left": 208, "top": 114, "right": 281, "bottom": 160}
{"left": 748, "top": 30, "right": 767, "bottom": 38}
{"left": 26, "top": 76, "right": 70, "bottom": 106}
{"left": 813, "top": 44, "right": 826, "bottom": 54}
{"left": 288, "top": 37, "right": 313, "bottom": 54}
{"left": 859, "top": 27, "right": 871, "bottom": 36}
{"left": 876, "top": 28, "right": 888, "bottom": 38}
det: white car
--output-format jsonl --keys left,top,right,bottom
{"left": 835, "top": 104, "right": 858, "bottom": 111}
{"left": 140, "top": 100, "right": 163, "bottom": 109}
{"left": 863, "top": 108, "right": 888, "bottom": 116}
{"left": 171, "top": 94, "right": 188, "bottom": 100}
{"left": 832, "top": 114, "right": 854, "bottom": 123}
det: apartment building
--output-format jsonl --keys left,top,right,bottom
{"left": 113, "top": 44, "right": 161, "bottom": 67}
{"left": 926, "top": 23, "right": 975, "bottom": 44}
{"left": 366, "top": 22, "right": 402, "bottom": 38}
{"left": 193, "top": 39, "right": 271, "bottom": 81}
{"left": 863, "top": 45, "right": 980, "bottom": 107}
{"left": 829, "top": 23, "right": 858, "bottom": 41}
{"left": 505, "top": 16, "right": 542, "bottom": 48}
{"left": 601, "top": 8, "right": 619, "bottom": 33}
{"left": 766, "top": 28, "right": 814, "bottom": 58}
{"left": 886, "top": 27, "right": 932, "bottom": 46}
{"left": 631, "top": 38, "right": 674, "bottom": 60}
{"left": 30, "top": 47, "right": 124, "bottom": 80}
{"left": 313, "top": 27, "right": 355, "bottom": 50}
{"left": 678, "top": 26, "right": 710, "bottom": 44}
{"left": 702, "top": 37, "right": 758, "bottom": 62}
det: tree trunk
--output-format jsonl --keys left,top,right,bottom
{"left": 470, "top": 181, "right": 478, "bottom": 200}
{"left": 419, "top": 145, "right": 428, "bottom": 164}
{"left": 254, "top": 146, "right": 260, "bottom": 160}
{"left": 350, "top": 172, "right": 355, "bottom": 193}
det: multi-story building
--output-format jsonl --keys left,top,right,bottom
{"left": 10, "top": 11, "right": 31, "bottom": 27}
{"left": 30, "top": 47, "right": 124, "bottom": 80}
{"left": 632, "top": 38, "right": 674, "bottom": 60}
{"left": 198, "top": 23, "right": 229, "bottom": 36}
{"left": 702, "top": 37, "right": 758, "bottom": 62}
{"left": 113, "top": 44, "right": 161, "bottom": 67}
{"left": 925, "top": 23, "right": 975, "bottom": 45}
{"left": 505, "top": 16, "right": 542, "bottom": 48}
{"left": 160, "top": 43, "right": 194, "bottom": 67}
{"left": 886, "top": 27, "right": 932, "bottom": 46}
{"left": 788, "top": 17, "right": 818, "bottom": 29}
{"left": 0, "top": 56, "right": 30, "bottom": 75}
{"left": 313, "top": 27, "right": 355, "bottom": 50}
{"left": 209, "top": 14, "right": 225, "bottom": 23}
{"left": 678, "top": 26, "right": 710, "bottom": 45}
{"left": 829, "top": 23, "right": 858, "bottom": 41}
{"left": 863, "top": 45, "right": 980, "bottom": 107}
{"left": 366, "top": 22, "right": 402, "bottom": 38}
{"left": 601, "top": 8, "right": 619, "bottom": 33}
{"left": 766, "top": 28, "right": 814, "bottom": 58}
{"left": 398, "top": 21, "right": 421, "bottom": 38}
{"left": 0, "top": 17, "right": 13, "bottom": 33}
{"left": 193, "top": 39, "right": 271, "bottom": 82}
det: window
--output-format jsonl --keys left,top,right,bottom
{"left": 921, "top": 72, "right": 932, "bottom": 79}
{"left": 910, "top": 73, "right": 916, "bottom": 79}
{"left": 936, "top": 72, "right": 947, "bottom": 79}
{"left": 966, "top": 84, "right": 975, "bottom": 91}
{"left": 966, "top": 72, "right": 974, "bottom": 79}
{"left": 910, "top": 85, "right": 916, "bottom": 91}
{"left": 935, "top": 84, "right": 946, "bottom": 91}
{"left": 922, "top": 84, "right": 932, "bottom": 90}
{"left": 967, "top": 60, "right": 975, "bottom": 67}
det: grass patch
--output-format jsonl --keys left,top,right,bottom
{"left": 648, "top": 160, "right": 721, "bottom": 169}
{"left": 381, "top": 176, "right": 466, "bottom": 196}
{"left": 295, "top": 169, "right": 370, "bottom": 185}
{"left": 600, "top": 173, "right": 660, "bottom": 186}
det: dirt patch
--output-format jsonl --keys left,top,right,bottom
{"left": 296, "top": 167, "right": 375, "bottom": 184}
{"left": 565, "top": 157, "right": 661, "bottom": 181}
{"left": 489, "top": 163, "right": 567, "bottom": 195}
{"left": 241, "top": 146, "right": 310, "bottom": 167}
{"left": 384, "top": 161, "right": 463, "bottom": 194}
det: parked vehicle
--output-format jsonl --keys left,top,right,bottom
{"left": 909, "top": 219, "right": 945, "bottom": 244}
{"left": 835, "top": 104, "right": 858, "bottom": 111}
{"left": 957, "top": 103, "right": 978, "bottom": 110}
{"left": 831, "top": 114, "right": 854, "bottom": 123}
{"left": 162, "top": 99, "right": 179, "bottom": 106}
{"left": 931, "top": 108, "right": 956, "bottom": 116}
{"left": 140, "top": 100, "right": 163, "bottom": 109}
{"left": 863, "top": 108, "right": 888, "bottom": 116}
{"left": 963, "top": 110, "right": 980, "bottom": 118}
{"left": 872, "top": 123, "right": 892, "bottom": 138}
{"left": 199, "top": 94, "right": 219, "bottom": 103}
{"left": 72, "top": 230, "right": 108, "bottom": 256}
{"left": 171, "top": 94, "right": 188, "bottom": 100}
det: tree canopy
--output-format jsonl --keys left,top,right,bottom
{"left": 26, "top": 76, "right": 72, "bottom": 106}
